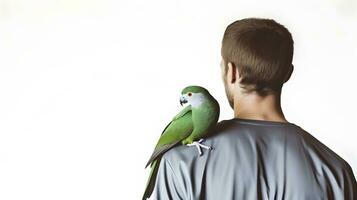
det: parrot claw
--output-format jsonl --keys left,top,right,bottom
{"left": 186, "top": 139, "right": 212, "bottom": 156}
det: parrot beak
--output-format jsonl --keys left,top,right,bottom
{"left": 180, "top": 96, "right": 188, "bottom": 106}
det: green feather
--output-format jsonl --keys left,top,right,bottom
{"left": 181, "top": 85, "right": 209, "bottom": 95}
{"left": 142, "top": 158, "right": 161, "bottom": 200}
{"left": 142, "top": 107, "right": 193, "bottom": 200}
{"left": 145, "top": 106, "right": 193, "bottom": 168}
{"left": 143, "top": 86, "right": 220, "bottom": 200}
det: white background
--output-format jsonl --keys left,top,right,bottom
{"left": 0, "top": 0, "right": 356, "bottom": 199}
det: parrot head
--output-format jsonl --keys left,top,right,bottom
{"left": 180, "top": 85, "right": 212, "bottom": 107}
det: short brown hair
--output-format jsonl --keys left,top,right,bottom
{"left": 221, "top": 18, "right": 294, "bottom": 96}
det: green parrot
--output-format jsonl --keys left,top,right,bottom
{"left": 142, "top": 85, "right": 220, "bottom": 200}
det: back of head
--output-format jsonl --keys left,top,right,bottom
{"left": 221, "top": 18, "right": 294, "bottom": 96}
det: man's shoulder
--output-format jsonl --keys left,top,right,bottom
{"left": 163, "top": 119, "right": 351, "bottom": 172}
{"left": 297, "top": 126, "right": 352, "bottom": 172}
{"left": 298, "top": 127, "right": 357, "bottom": 192}
{"left": 162, "top": 119, "right": 298, "bottom": 160}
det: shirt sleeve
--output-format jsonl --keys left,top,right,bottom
{"left": 342, "top": 162, "right": 357, "bottom": 200}
{"left": 152, "top": 157, "right": 186, "bottom": 200}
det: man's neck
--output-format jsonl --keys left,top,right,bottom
{"left": 233, "top": 92, "right": 287, "bottom": 123}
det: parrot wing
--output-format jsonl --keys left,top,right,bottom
{"left": 145, "top": 105, "right": 193, "bottom": 168}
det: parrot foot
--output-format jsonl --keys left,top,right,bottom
{"left": 186, "top": 139, "right": 212, "bottom": 156}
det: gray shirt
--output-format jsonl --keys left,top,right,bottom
{"left": 152, "top": 118, "right": 357, "bottom": 200}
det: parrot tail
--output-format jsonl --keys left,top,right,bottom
{"left": 142, "top": 157, "right": 161, "bottom": 200}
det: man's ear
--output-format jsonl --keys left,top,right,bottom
{"left": 227, "top": 62, "right": 237, "bottom": 84}
{"left": 283, "top": 64, "right": 294, "bottom": 83}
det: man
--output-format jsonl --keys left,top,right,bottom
{"left": 152, "top": 18, "right": 357, "bottom": 199}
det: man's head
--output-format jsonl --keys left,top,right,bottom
{"left": 220, "top": 18, "right": 294, "bottom": 108}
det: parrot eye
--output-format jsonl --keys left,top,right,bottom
{"left": 187, "top": 92, "right": 192, "bottom": 96}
